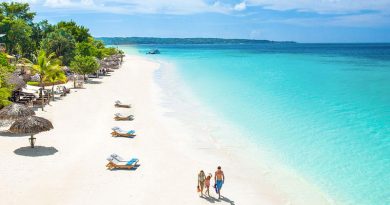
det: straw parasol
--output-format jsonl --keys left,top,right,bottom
{"left": 0, "top": 103, "right": 35, "bottom": 121}
{"left": 9, "top": 116, "right": 53, "bottom": 148}
{"left": 6, "top": 74, "right": 26, "bottom": 91}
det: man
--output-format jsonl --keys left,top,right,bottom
{"left": 214, "top": 166, "right": 225, "bottom": 199}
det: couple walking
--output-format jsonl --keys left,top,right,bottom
{"left": 198, "top": 166, "right": 225, "bottom": 199}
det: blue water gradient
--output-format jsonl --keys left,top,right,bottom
{"left": 120, "top": 43, "right": 390, "bottom": 205}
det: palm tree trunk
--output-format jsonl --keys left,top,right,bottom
{"left": 40, "top": 78, "right": 44, "bottom": 111}
{"left": 73, "top": 74, "right": 77, "bottom": 88}
{"left": 52, "top": 84, "right": 55, "bottom": 101}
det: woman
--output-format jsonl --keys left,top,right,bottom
{"left": 197, "top": 170, "right": 206, "bottom": 196}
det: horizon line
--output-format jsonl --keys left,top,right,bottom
{"left": 94, "top": 36, "right": 390, "bottom": 44}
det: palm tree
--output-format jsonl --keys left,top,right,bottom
{"left": 32, "top": 50, "right": 61, "bottom": 110}
{"left": 45, "top": 67, "right": 66, "bottom": 101}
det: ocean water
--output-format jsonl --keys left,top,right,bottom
{"left": 119, "top": 43, "right": 390, "bottom": 205}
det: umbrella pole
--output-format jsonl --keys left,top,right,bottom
{"left": 29, "top": 135, "right": 36, "bottom": 148}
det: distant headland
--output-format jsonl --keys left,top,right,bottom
{"left": 96, "top": 37, "right": 296, "bottom": 45}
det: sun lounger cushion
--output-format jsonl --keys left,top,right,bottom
{"left": 111, "top": 158, "right": 121, "bottom": 164}
{"left": 126, "top": 158, "right": 138, "bottom": 165}
{"left": 127, "top": 130, "right": 135, "bottom": 134}
{"left": 110, "top": 154, "right": 125, "bottom": 161}
{"left": 112, "top": 126, "right": 120, "bottom": 131}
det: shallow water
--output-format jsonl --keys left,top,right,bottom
{"left": 119, "top": 43, "right": 390, "bottom": 205}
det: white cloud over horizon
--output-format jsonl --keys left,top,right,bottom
{"left": 36, "top": 0, "right": 232, "bottom": 14}
{"left": 246, "top": 0, "right": 390, "bottom": 14}
{"left": 234, "top": 1, "right": 246, "bottom": 11}
{"left": 15, "top": 0, "right": 390, "bottom": 15}
{"left": 4, "top": 0, "right": 390, "bottom": 29}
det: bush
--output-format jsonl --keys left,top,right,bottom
{"left": 27, "top": 81, "right": 40, "bottom": 86}
{"left": 70, "top": 55, "right": 99, "bottom": 76}
{"left": 0, "top": 53, "right": 9, "bottom": 67}
{"left": 27, "top": 79, "right": 67, "bottom": 87}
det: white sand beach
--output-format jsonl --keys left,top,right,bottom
{"left": 0, "top": 55, "right": 332, "bottom": 205}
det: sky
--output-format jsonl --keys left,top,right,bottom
{"left": 8, "top": 0, "right": 390, "bottom": 42}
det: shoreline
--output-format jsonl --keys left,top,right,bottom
{"left": 152, "top": 56, "right": 336, "bottom": 205}
{"left": 0, "top": 54, "right": 332, "bottom": 204}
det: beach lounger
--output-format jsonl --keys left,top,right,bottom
{"left": 111, "top": 127, "right": 136, "bottom": 137}
{"left": 63, "top": 86, "right": 70, "bottom": 94}
{"left": 106, "top": 156, "right": 139, "bottom": 170}
{"left": 114, "top": 113, "right": 134, "bottom": 121}
{"left": 20, "top": 92, "right": 36, "bottom": 100}
{"left": 110, "top": 154, "right": 129, "bottom": 162}
{"left": 115, "top": 100, "right": 131, "bottom": 108}
{"left": 32, "top": 99, "right": 48, "bottom": 107}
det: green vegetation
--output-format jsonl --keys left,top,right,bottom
{"left": 45, "top": 67, "right": 66, "bottom": 100}
{"left": 1, "top": 2, "right": 122, "bottom": 62}
{"left": 31, "top": 50, "right": 61, "bottom": 110}
{"left": 26, "top": 81, "right": 39, "bottom": 86}
{"left": 70, "top": 55, "right": 99, "bottom": 80}
{"left": 0, "top": 2, "right": 123, "bottom": 108}
{"left": 0, "top": 53, "right": 14, "bottom": 108}
{"left": 40, "top": 28, "right": 76, "bottom": 65}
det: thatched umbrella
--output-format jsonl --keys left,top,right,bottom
{"left": 0, "top": 103, "right": 35, "bottom": 121}
{"left": 6, "top": 74, "right": 26, "bottom": 91}
{"left": 9, "top": 116, "right": 53, "bottom": 148}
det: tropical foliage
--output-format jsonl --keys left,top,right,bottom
{"left": 0, "top": 2, "right": 123, "bottom": 107}
{"left": 31, "top": 50, "right": 61, "bottom": 110}
{"left": 0, "top": 53, "right": 14, "bottom": 108}
{"left": 40, "top": 28, "right": 76, "bottom": 65}
{"left": 45, "top": 67, "right": 66, "bottom": 100}
{"left": 70, "top": 55, "right": 99, "bottom": 79}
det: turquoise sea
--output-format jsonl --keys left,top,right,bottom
{"left": 119, "top": 43, "right": 390, "bottom": 205}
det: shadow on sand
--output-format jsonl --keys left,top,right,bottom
{"left": 0, "top": 130, "right": 28, "bottom": 138}
{"left": 220, "top": 196, "right": 235, "bottom": 205}
{"left": 86, "top": 80, "right": 103, "bottom": 84}
{"left": 201, "top": 195, "right": 235, "bottom": 205}
{"left": 14, "top": 146, "right": 58, "bottom": 157}
{"left": 108, "top": 164, "right": 141, "bottom": 171}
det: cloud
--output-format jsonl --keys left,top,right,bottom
{"left": 262, "top": 13, "right": 390, "bottom": 28}
{"left": 329, "top": 13, "right": 390, "bottom": 27}
{"left": 5, "top": 0, "right": 39, "bottom": 3}
{"left": 13, "top": 0, "right": 390, "bottom": 28}
{"left": 243, "top": 0, "right": 390, "bottom": 28}
{"left": 44, "top": 0, "right": 73, "bottom": 7}
{"left": 234, "top": 2, "right": 246, "bottom": 11}
{"left": 37, "top": 0, "right": 233, "bottom": 15}
{"left": 245, "top": 0, "right": 390, "bottom": 14}
{"left": 18, "top": 0, "right": 390, "bottom": 16}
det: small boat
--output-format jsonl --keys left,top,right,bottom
{"left": 147, "top": 49, "right": 160, "bottom": 54}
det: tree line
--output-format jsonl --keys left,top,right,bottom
{"left": 0, "top": 2, "right": 122, "bottom": 108}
